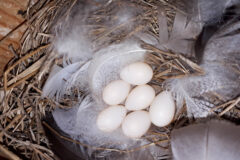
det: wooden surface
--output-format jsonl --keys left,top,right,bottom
{"left": 0, "top": 0, "right": 29, "bottom": 76}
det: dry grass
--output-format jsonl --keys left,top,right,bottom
{"left": 0, "top": 0, "right": 239, "bottom": 159}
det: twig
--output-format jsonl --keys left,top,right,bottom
{"left": 210, "top": 100, "right": 234, "bottom": 113}
{"left": 8, "top": 44, "right": 19, "bottom": 59}
{"left": 177, "top": 54, "right": 205, "bottom": 75}
{"left": 4, "top": 44, "right": 50, "bottom": 91}
{"left": 0, "top": 114, "right": 22, "bottom": 142}
{"left": 12, "top": 115, "right": 26, "bottom": 132}
{"left": 4, "top": 133, "right": 54, "bottom": 156}
{"left": 7, "top": 56, "right": 47, "bottom": 90}
{"left": 219, "top": 97, "right": 240, "bottom": 116}
{"left": 0, "top": 144, "right": 22, "bottom": 160}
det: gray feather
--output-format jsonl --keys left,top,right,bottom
{"left": 171, "top": 121, "right": 240, "bottom": 160}
{"left": 189, "top": 0, "right": 239, "bottom": 24}
{"left": 158, "top": 11, "right": 201, "bottom": 55}
{"left": 166, "top": 2, "right": 240, "bottom": 117}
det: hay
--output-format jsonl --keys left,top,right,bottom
{"left": 0, "top": 0, "right": 239, "bottom": 159}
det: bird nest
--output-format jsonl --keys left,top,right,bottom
{"left": 0, "top": 0, "right": 240, "bottom": 159}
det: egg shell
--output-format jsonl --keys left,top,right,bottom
{"left": 122, "top": 111, "right": 151, "bottom": 138}
{"left": 120, "top": 62, "right": 153, "bottom": 85}
{"left": 149, "top": 91, "right": 175, "bottom": 127}
{"left": 125, "top": 85, "right": 155, "bottom": 110}
{"left": 97, "top": 105, "right": 127, "bottom": 132}
{"left": 102, "top": 80, "right": 131, "bottom": 105}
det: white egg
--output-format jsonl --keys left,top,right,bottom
{"left": 120, "top": 62, "right": 153, "bottom": 85}
{"left": 149, "top": 91, "right": 175, "bottom": 127}
{"left": 103, "top": 80, "right": 131, "bottom": 105}
{"left": 97, "top": 105, "right": 127, "bottom": 132}
{"left": 125, "top": 85, "right": 155, "bottom": 110}
{"left": 122, "top": 111, "right": 151, "bottom": 138}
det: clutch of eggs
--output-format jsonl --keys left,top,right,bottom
{"left": 97, "top": 62, "right": 175, "bottom": 138}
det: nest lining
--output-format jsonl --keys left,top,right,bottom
{"left": 0, "top": 0, "right": 240, "bottom": 159}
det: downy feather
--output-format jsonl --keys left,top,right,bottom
{"left": 52, "top": 95, "right": 155, "bottom": 157}
{"left": 164, "top": 1, "right": 240, "bottom": 117}
{"left": 43, "top": 0, "right": 239, "bottom": 158}
{"left": 42, "top": 1, "right": 170, "bottom": 159}
{"left": 42, "top": 63, "right": 82, "bottom": 100}
{"left": 45, "top": 39, "right": 163, "bottom": 158}
{"left": 88, "top": 40, "right": 147, "bottom": 102}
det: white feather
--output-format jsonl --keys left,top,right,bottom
{"left": 52, "top": 95, "right": 151, "bottom": 156}
{"left": 43, "top": 63, "right": 81, "bottom": 99}
{"left": 53, "top": 94, "right": 169, "bottom": 158}
{"left": 88, "top": 40, "right": 147, "bottom": 103}
{"left": 48, "top": 40, "right": 166, "bottom": 158}
{"left": 54, "top": 27, "right": 93, "bottom": 64}
{"left": 42, "top": 0, "right": 239, "bottom": 158}
{"left": 42, "top": 61, "right": 90, "bottom": 99}
{"left": 171, "top": 120, "right": 240, "bottom": 160}
{"left": 42, "top": 1, "right": 172, "bottom": 159}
